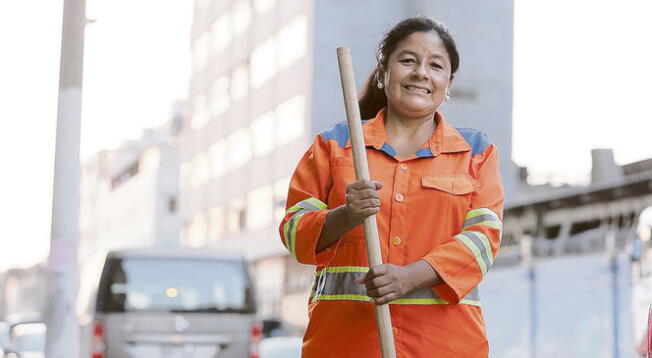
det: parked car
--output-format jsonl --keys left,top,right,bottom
{"left": 78, "top": 247, "right": 258, "bottom": 358}
{"left": 259, "top": 336, "right": 302, "bottom": 358}
{"left": 1, "top": 313, "right": 45, "bottom": 358}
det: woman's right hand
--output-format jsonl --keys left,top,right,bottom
{"left": 345, "top": 180, "right": 384, "bottom": 225}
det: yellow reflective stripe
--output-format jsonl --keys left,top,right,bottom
{"left": 286, "top": 205, "right": 303, "bottom": 215}
{"left": 289, "top": 212, "right": 305, "bottom": 257}
{"left": 304, "top": 197, "right": 327, "bottom": 210}
{"left": 455, "top": 234, "right": 489, "bottom": 275}
{"left": 285, "top": 197, "right": 328, "bottom": 215}
{"left": 465, "top": 208, "right": 499, "bottom": 221}
{"left": 311, "top": 295, "right": 482, "bottom": 307}
{"left": 467, "top": 231, "right": 494, "bottom": 267}
{"left": 316, "top": 266, "right": 369, "bottom": 276}
{"left": 459, "top": 299, "right": 482, "bottom": 307}
{"left": 465, "top": 220, "right": 502, "bottom": 231}
{"left": 314, "top": 295, "right": 364, "bottom": 301}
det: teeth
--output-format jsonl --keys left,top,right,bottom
{"left": 406, "top": 86, "right": 428, "bottom": 94}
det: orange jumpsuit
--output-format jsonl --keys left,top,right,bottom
{"left": 279, "top": 109, "right": 504, "bottom": 357}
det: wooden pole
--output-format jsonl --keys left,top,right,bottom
{"left": 336, "top": 46, "right": 397, "bottom": 358}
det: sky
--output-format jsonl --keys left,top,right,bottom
{"left": 0, "top": 0, "right": 651, "bottom": 270}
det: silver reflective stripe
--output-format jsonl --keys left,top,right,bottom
{"left": 462, "top": 214, "right": 500, "bottom": 228}
{"left": 458, "top": 231, "right": 492, "bottom": 270}
{"left": 310, "top": 268, "right": 480, "bottom": 305}
{"left": 296, "top": 201, "right": 321, "bottom": 212}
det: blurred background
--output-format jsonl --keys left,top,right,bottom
{"left": 1, "top": 0, "right": 652, "bottom": 357}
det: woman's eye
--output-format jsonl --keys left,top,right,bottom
{"left": 430, "top": 63, "right": 442, "bottom": 69}
{"left": 400, "top": 59, "right": 415, "bottom": 64}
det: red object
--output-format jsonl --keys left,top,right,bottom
{"left": 92, "top": 321, "right": 106, "bottom": 358}
{"left": 249, "top": 322, "right": 262, "bottom": 358}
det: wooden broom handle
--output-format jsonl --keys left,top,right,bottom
{"left": 336, "top": 46, "right": 397, "bottom": 358}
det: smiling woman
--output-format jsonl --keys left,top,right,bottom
{"left": 279, "top": 16, "right": 504, "bottom": 358}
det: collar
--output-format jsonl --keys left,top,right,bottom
{"left": 345, "top": 108, "right": 470, "bottom": 157}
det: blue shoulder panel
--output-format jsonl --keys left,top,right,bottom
{"left": 320, "top": 120, "right": 368, "bottom": 148}
{"left": 456, "top": 127, "right": 493, "bottom": 156}
{"left": 319, "top": 121, "right": 350, "bottom": 148}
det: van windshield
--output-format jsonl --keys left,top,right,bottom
{"left": 97, "top": 258, "right": 254, "bottom": 313}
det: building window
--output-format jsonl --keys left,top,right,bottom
{"left": 210, "top": 76, "right": 230, "bottom": 117}
{"left": 208, "top": 206, "right": 224, "bottom": 242}
{"left": 277, "top": 14, "right": 307, "bottom": 70}
{"left": 188, "top": 212, "right": 207, "bottom": 247}
{"left": 209, "top": 140, "right": 227, "bottom": 178}
{"left": 250, "top": 37, "right": 276, "bottom": 88}
{"left": 250, "top": 111, "right": 275, "bottom": 157}
{"left": 168, "top": 197, "right": 177, "bottom": 213}
{"left": 211, "top": 12, "right": 232, "bottom": 55}
{"left": 273, "top": 176, "right": 290, "bottom": 222}
{"left": 246, "top": 185, "right": 274, "bottom": 230}
{"left": 227, "top": 197, "right": 246, "bottom": 234}
{"left": 231, "top": 0, "right": 252, "bottom": 37}
{"left": 191, "top": 94, "right": 210, "bottom": 129}
{"left": 190, "top": 151, "right": 210, "bottom": 188}
{"left": 192, "top": 32, "right": 210, "bottom": 72}
{"left": 253, "top": 0, "right": 276, "bottom": 13}
{"left": 231, "top": 63, "right": 249, "bottom": 101}
{"left": 227, "top": 128, "right": 252, "bottom": 169}
{"left": 275, "top": 95, "right": 305, "bottom": 145}
{"left": 111, "top": 161, "right": 139, "bottom": 190}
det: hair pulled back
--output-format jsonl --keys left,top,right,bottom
{"left": 358, "top": 16, "right": 459, "bottom": 119}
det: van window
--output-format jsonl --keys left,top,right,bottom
{"left": 96, "top": 258, "right": 255, "bottom": 313}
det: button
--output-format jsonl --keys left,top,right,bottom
{"left": 399, "top": 163, "right": 408, "bottom": 170}
{"left": 391, "top": 236, "right": 402, "bottom": 245}
{"left": 395, "top": 193, "right": 404, "bottom": 202}
{"left": 392, "top": 327, "right": 399, "bottom": 336}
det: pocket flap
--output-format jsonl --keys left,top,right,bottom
{"left": 421, "top": 174, "right": 476, "bottom": 195}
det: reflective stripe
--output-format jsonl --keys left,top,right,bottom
{"left": 462, "top": 208, "right": 502, "bottom": 244}
{"left": 454, "top": 232, "right": 492, "bottom": 276}
{"left": 282, "top": 197, "right": 327, "bottom": 257}
{"left": 310, "top": 267, "right": 481, "bottom": 307}
{"left": 286, "top": 197, "right": 328, "bottom": 215}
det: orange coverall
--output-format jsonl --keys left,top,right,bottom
{"left": 279, "top": 108, "right": 504, "bottom": 357}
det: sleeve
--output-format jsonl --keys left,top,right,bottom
{"left": 421, "top": 144, "right": 505, "bottom": 304}
{"left": 278, "top": 134, "right": 338, "bottom": 266}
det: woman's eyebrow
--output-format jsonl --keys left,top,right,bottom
{"left": 396, "top": 49, "right": 446, "bottom": 60}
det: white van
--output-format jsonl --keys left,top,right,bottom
{"left": 78, "top": 248, "right": 260, "bottom": 358}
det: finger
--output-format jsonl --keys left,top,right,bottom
{"left": 349, "top": 179, "right": 375, "bottom": 190}
{"left": 369, "top": 264, "right": 388, "bottom": 277}
{"left": 365, "top": 275, "right": 392, "bottom": 290}
{"left": 356, "top": 271, "right": 373, "bottom": 285}
{"left": 374, "top": 181, "right": 384, "bottom": 190}
{"left": 374, "top": 291, "right": 398, "bottom": 305}
{"left": 358, "top": 198, "right": 380, "bottom": 209}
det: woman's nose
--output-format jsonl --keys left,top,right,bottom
{"left": 411, "top": 63, "right": 428, "bottom": 79}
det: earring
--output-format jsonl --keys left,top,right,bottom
{"left": 377, "top": 81, "right": 384, "bottom": 89}
{"left": 445, "top": 92, "right": 451, "bottom": 100}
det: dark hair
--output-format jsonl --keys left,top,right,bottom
{"left": 358, "top": 16, "right": 460, "bottom": 119}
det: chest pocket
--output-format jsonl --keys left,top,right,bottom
{"left": 421, "top": 174, "right": 477, "bottom": 195}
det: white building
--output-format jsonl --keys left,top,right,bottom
{"left": 180, "top": 0, "right": 514, "bottom": 331}
{"left": 79, "top": 108, "right": 183, "bottom": 262}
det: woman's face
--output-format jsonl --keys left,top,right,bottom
{"left": 382, "top": 31, "right": 452, "bottom": 119}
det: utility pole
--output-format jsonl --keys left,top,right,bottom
{"left": 46, "top": 0, "right": 86, "bottom": 357}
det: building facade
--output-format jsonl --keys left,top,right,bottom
{"left": 79, "top": 114, "right": 182, "bottom": 263}
{"left": 181, "top": 0, "right": 514, "bottom": 330}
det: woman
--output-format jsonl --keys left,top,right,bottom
{"left": 279, "top": 16, "right": 504, "bottom": 357}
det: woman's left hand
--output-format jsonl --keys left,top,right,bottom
{"left": 356, "top": 263, "right": 415, "bottom": 305}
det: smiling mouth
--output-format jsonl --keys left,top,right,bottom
{"left": 403, "top": 85, "right": 431, "bottom": 94}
